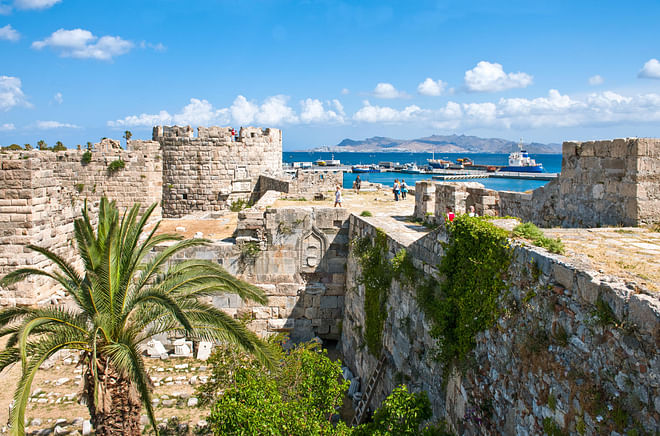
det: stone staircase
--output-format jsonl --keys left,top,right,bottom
{"left": 351, "top": 353, "right": 387, "bottom": 427}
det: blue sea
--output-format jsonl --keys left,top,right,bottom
{"left": 283, "top": 152, "right": 563, "bottom": 193}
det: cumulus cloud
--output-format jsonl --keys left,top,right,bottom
{"left": 638, "top": 58, "right": 660, "bottom": 79}
{"left": 36, "top": 120, "right": 79, "bottom": 129}
{"left": 0, "top": 123, "right": 14, "bottom": 131}
{"left": 230, "top": 95, "right": 298, "bottom": 125}
{"left": 372, "top": 82, "right": 408, "bottom": 99}
{"left": 14, "top": 0, "right": 60, "bottom": 10}
{"left": 417, "top": 78, "right": 447, "bottom": 96}
{"left": 32, "top": 28, "right": 133, "bottom": 60}
{"left": 108, "top": 98, "right": 229, "bottom": 128}
{"left": 0, "top": 75, "right": 30, "bottom": 111}
{"left": 464, "top": 61, "right": 533, "bottom": 92}
{"left": 299, "top": 98, "right": 345, "bottom": 124}
{"left": 352, "top": 88, "right": 660, "bottom": 131}
{"left": 139, "top": 40, "right": 166, "bottom": 52}
{"left": 353, "top": 100, "right": 424, "bottom": 123}
{"left": 588, "top": 75, "right": 604, "bottom": 86}
{"left": 0, "top": 24, "right": 19, "bottom": 41}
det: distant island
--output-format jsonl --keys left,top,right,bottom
{"left": 304, "top": 134, "right": 561, "bottom": 154}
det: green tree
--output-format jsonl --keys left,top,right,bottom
{"left": 0, "top": 198, "right": 276, "bottom": 436}
{"left": 353, "top": 385, "right": 433, "bottom": 436}
{"left": 53, "top": 141, "right": 66, "bottom": 152}
{"left": 37, "top": 139, "right": 47, "bottom": 150}
{"left": 123, "top": 130, "right": 132, "bottom": 147}
{"left": 7, "top": 144, "right": 22, "bottom": 150}
{"left": 206, "top": 341, "right": 350, "bottom": 435}
{"left": 24, "top": 144, "right": 32, "bottom": 150}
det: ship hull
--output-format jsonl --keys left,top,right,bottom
{"left": 499, "top": 164, "right": 544, "bottom": 173}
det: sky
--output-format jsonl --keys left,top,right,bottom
{"left": 2, "top": 0, "right": 660, "bottom": 150}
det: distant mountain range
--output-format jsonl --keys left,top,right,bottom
{"left": 306, "top": 134, "right": 561, "bottom": 154}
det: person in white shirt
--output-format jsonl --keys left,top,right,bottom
{"left": 334, "top": 185, "right": 343, "bottom": 207}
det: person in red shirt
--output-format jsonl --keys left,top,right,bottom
{"left": 445, "top": 206, "right": 455, "bottom": 222}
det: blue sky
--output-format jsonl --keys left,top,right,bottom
{"left": 2, "top": 0, "right": 660, "bottom": 150}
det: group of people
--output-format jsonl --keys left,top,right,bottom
{"left": 392, "top": 179, "right": 408, "bottom": 201}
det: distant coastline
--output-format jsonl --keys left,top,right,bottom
{"left": 295, "top": 133, "right": 561, "bottom": 154}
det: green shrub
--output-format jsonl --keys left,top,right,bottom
{"left": 81, "top": 151, "right": 92, "bottom": 164}
{"left": 6, "top": 144, "right": 22, "bottom": 151}
{"left": 360, "top": 210, "right": 373, "bottom": 217}
{"left": 230, "top": 198, "right": 248, "bottom": 212}
{"left": 512, "top": 222, "right": 564, "bottom": 254}
{"left": 74, "top": 183, "right": 84, "bottom": 193}
{"left": 107, "top": 158, "right": 125, "bottom": 172}
{"left": 353, "top": 386, "right": 432, "bottom": 436}
{"left": 206, "top": 341, "right": 350, "bottom": 435}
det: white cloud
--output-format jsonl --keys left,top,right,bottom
{"left": 341, "top": 88, "right": 350, "bottom": 95}
{"left": 53, "top": 92, "right": 62, "bottom": 104}
{"left": 417, "top": 78, "right": 447, "bottom": 96}
{"left": 353, "top": 100, "right": 424, "bottom": 123}
{"left": 588, "top": 75, "right": 604, "bottom": 86}
{"left": 36, "top": 120, "right": 79, "bottom": 129}
{"left": 0, "top": 75, "right": 30, "bottom": 111}
{"left": 108, "top": 98, "right": 229, "bottom": 128}
{"left": 0, "top": 122, "right": 14, "bottom": 131}
{"left": 299, "top": 98, "right": 345, "bottom": 124}
{"left": 32, "top": 28, "right": 133, "bottom": 60}
{"left": 14, "top": 0, "right": 60, "bottom": 10}
{"left": 372, "top": 82, "right": 408, "bottom": 99}
{"left": 0, "top": 24, "right": 19, "bottom": 41}
{"left": 230, "top": 95, "right": 298, "bottom": 125}
{"left": 464, "top": 61, "right": 533, "bottom": 92}
{"left": 638, "top": 58, "right": 660, "bottom": 79}
{"left": 139, "top": 41, "right": 166, "bottom": 52}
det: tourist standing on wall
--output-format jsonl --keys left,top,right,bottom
{"left": 334, "top": 185, "right": 343, "bottom": 207}
{"left": 401, "top": 179, "right": 408, "bottom": 200}
{"left": 354, "top": 175, "right": 361, "bottom": 194}
{"left": 393, "top": 179, "right": 400, "bottom": 201}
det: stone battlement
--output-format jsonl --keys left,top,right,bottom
{"left": 153, "top": 125, "right": 281, "bottom": 143}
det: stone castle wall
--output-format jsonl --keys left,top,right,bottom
{"left": 252, "top": 169, "right": 343, "bottom": 202}
{"left": 0, "top": 141, "right": 162, "bottom": 306}
{"left": 342, "top": 215, "right": 659, "bottom": 435}
{"left": 163, "top": 206, "right": 350, "bottom": 341}
{"left": 156, "top": 125, "right": 282, "bottom": 218}
{"left": 417, "top": 137, "right": 660, "bottom": 227}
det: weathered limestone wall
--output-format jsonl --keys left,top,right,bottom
{"left": 167, "top": 206, "right": 350, "bottom": 341}
{"left": 419, "top": 137, "right": 660, "bottom": 227}
{"left": 0, "top": 141, "right": 162, "bottom": 306}
{"left": 342, "top": 216, "right": 660, "bottom": 435}
{"left": 156, "top": 125, "right": 282, "bottom": 217}
{"left": 252, "top": 170, "right": 343, "bottom": 203}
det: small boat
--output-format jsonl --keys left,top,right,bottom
{"left": 325, "top": 153, "right": 340, "bottom": 166}
{"left": 401, "top": 163, "right": 422, "bottom": 174}
{"left": 499, "top": 140, "right": 544, "bottom": 173}
{"left": 352, "top": 164, "right": 380, "bottom": 173}
{"left": 428, "top": 150, "right": 451, "bottom": 169}
{"left": 457, "top": 157, "right": 474, "bottom": 167}
{"left": 315, "top": 159, "right": 326, "bottom": 166}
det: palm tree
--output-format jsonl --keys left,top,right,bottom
{"left": 0, "top": 198, "right": 275, "bottom": 435}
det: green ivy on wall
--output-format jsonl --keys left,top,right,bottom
{"left": 417, "top": 215, "right": 512, "bottom": 368}
{"left": 352, "top": 229, "right": 393, "bottom": 357}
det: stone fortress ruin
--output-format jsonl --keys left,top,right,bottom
{"left": 0, "top": 129, "right": 658, "bottom": 434}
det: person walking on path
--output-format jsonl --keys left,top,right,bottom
{"left": 334, "top": 185, "right": 343, "bottom": 207}
{"left": 393, "top": 179, "right": 401, "bottom": 201}
{"left": 354, "top": 175, "right": 361, "bottom": 194}
{"left": 401, "top": 179, "right": 408, "bottom": 200}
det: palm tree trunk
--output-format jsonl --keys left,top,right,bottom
{"left": 84, "top": 358, "right": 142, "bottom": 436}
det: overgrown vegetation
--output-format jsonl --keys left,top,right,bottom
{"left": 239, "top": 241, "right": 261, "bottom": 266}
{"left": 81, "top": 150, "right": 92, "bottom": 164}
{"left": 512, "top": 222, "right": 565, "bottom": 254}
{"left": 74, "top": 183, "right": 84, "bottom": 193}
{"left": 360, "top": 210, "right": 373, "bottom": 217}
{"left": 352, "top": 230, "right": 393, "bottom": 357}
{"left": 417, "top": 215, "right": 512, "bottom": 367}
{"left": 107, "top": 158, "right": 126, "bottom": 172}
{"left": 230, "top": 198, "right": 249, "bottom": 212}
{"left": 200, "top": 341, "right": 450, "bottom": 435}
